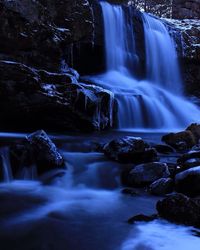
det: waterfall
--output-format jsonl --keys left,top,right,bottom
{"left": 142, "top": 13, "right": 182, "bottom": 94}
{"left": 0, "top": 148, "right": 13, "bottom": 182}
{"left": 89, "top": 1, "right": 200, "bottom": 131}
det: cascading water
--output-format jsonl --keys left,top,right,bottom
{"left": 89, "top": 1, "right": 200, "bottom": 130}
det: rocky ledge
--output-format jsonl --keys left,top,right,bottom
{"left": 0, "top": 60, "right": 114, "bottom": 132}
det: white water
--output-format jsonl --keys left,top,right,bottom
{"left": 89, "top": 2, "right": 200, "bottom": 131}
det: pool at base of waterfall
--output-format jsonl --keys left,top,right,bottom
{"left": 0, "top": 131, "right": 200, "bottom": 250}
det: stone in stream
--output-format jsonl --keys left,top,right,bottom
{"left": 103, "top": 137, "right": 158, "bottom": 164}
{"left": 175, "top": 166, "right": 200, "bottom": 196}
{"left": 127, "top": 162, "right": 170, "bottom": 187}
{"left": 177, "top": 149, "right": 200, "bottom": 172}
{"left": 162, "top": 130, "right": 196, "bottom": 152}
{"left": 157, "top": 193, "right": 200, "bottom": 227}
{"left": 153, "top": 144, "right": 175, "bottom": 154}
{"left": 128, "top": 214, "right": 158, "bottom": 224}
{"left": 10, "top": 130, "right": 65, "bottom": 176}
{"left": 149, "top": 178, "right": 174, "bottom": 196}
{"left": 186, "top": 123, "right": 200, "bottom": 144}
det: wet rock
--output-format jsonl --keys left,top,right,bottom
{"left": 103, "top": 137, "right": 157, "bottom": 164}
{"left": 154, "top": 144, "right": 175, "bottom": 154}
{"left": 177, "top": 149, "right": 200, "bottom": 172}
{"left": 128, "top": 214, "right": 158, "bottom": 224}
{"left": 157, "top": 193, "right": 200, "bottom": 227}
{"left": 162, "top": 130, "right": 196, "bottom": 151}
{"left": 186, "top": 123, "right": 200, "bottom": 144}
{"left": 0, "top": 61, "right": 114, "bottom": 132}
{"left": 165, "top": 19, "right": 200, "bottom": 97}
{"left": 128, "top": 162, "right": 170, "bottom": 187}
{"left": 175, "top": 166, "right": 200, "bottom": 196}
{"left": 121, "top": 188, "right": 138, "bottom": 196}
{"left": 149, "top": 178, "right": 174, "bottom": 196}
{"left": 10, "top": 130, "right": 65, "bottom": 176}
{"left": 27, "top": 130, "right": 65, "bottom": 174}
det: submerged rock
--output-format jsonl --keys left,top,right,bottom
{"left": 175, "top": 166, "right": 200, "bottom": 196}
{"left": 103, "top": 137, "right": 157, "bottom": 164}
{"left": 149, "top": 178, "right": 174, "bottom": 196}
{"left": 127, "top": 162, "right": 170, "bottom": 187}
{"left": 157, "top": 193, "right": 200, "bottom": 227}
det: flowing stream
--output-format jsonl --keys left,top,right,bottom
{"left": 0, "top": 132, "right": 200, "bottom": 250}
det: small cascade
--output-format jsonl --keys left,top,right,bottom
{"left": 0, "top": 147, "right": 13, "bottom": 182}
{"left": 88, "top": 1, "right": 200, "bottom": 131}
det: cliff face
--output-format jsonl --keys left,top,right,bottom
{"left": 0, "top": 0, "right": 94, "bottom": 71}
{"left": 0, "top": 0, "right": 114, "bottom": 132}
{"left": 165, "top": 19, "right": 200, "bottom": 97}
{"left": 172, "top": 0, "right": 200, "bottom": 19}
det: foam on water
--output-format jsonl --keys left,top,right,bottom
{"left": 121, "top": 221, "right": 200, "bottom": 250}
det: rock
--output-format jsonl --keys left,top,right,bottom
{"left": 27, "top": 130, "right": 65, "bottom": 174}
{"left": 149, "top": 178, "right": 174, "bottom": 196}
{"left": 165, "top": 19, "right": 200, "bottom": 97}
{"left": 154, "top": 144, "right": 175, "bottom": 154}
{"left": 186, "top": 123, "right": 200, "bottom": 144}
{"left": 172, "top": 0, "right": 200, "bottom": 19}
{"left": 128, "top": 214, "right": 158, "bottom": 224}
{"left": 10, "top": 130, "right": 65, "bottom": 176}
{"left": 162, "top": 130, "right": 196, "bottom": 151}
{"left": 177, "top": 150, "right": 200, "bottom": 172}
{"left": 157, "top": 193, "right": 200, "bottom": 227}
{"left": 128, "top": 162, "right": 170, "bottom": 187}
{"left": 103, "top": 137, "right": 157, "bottom": 164}
{"left": 121, "top": 188, "right": 138, "bottom": 196}
{"left": 0, "top": 0, "right": 93, "bottom": 71}
{"left": 175, "top": 166, "right": 200, "bottom": 196}
{"left": 0, "top": 61, "right": 114, "bottom": 132}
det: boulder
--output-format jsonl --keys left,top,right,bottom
{"left": 103, "top": 137, "right": 157, "bottom": 164}
{"left": 157, "top": 193, "right": 200, "bottom": 227}
{"left": 186, "top": 123, "right": 200, "bottom": 144}
{"left": 177, "top": 149, "right": 200, "bottom": 171}
{"left": 27, "top": 130, "right": 65, "bottom": 174}
{"left": 162, "top": 130, "right": 196, "bottom": 151}
{"left": 149, "top": 178, "right": 174, "bottom": 196}
{"left": 128, "top": 162, "right": 170, "bottom": 187}
{"left": 175, "top": 166, "right": 200, "bottom": 196}
{"left": 10, "top": 130, "right": 65, "bottom": 176}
